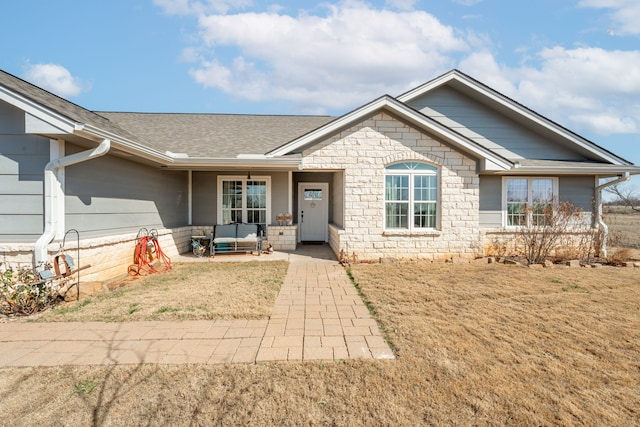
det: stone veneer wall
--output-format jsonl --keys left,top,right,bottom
{"left": 266, "top": 225, "right": 298, "bottom": 251}
{"left": 328, "top": 224, "right": 344, "bottom": 256}
{"left": 303, "top": 112, "right": 482, "bottom": 261}
{"left": 0, "top": 226, "right": 195, "bottom": 283}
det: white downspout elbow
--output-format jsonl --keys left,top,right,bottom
{"left": 595, "top": 172, "right": 630, "bottom": 258}
{"left": 34, "top": 138, "right": 111, "bottom": 268}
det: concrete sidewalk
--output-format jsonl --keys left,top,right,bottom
{"left": 0, "top": 245, "right": 394, "bottom": 366}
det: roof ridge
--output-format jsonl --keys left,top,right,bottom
{"left": 96, "top": 110, "right": 336, "bottom": 118}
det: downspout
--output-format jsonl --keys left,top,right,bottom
{"left": 188, "top": 170, "right": 193, "bottom": 225}
{"left": 595, "top": 172, "right": 630, "bottom": 258}
{"left": 34, "top": 138, "right": 111, "bottom": 269}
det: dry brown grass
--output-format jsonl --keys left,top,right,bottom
{"left": 351, "top": 262, "right": 640, "bottom": 425}
{"left": 604, "top": 207, "right": 640, "bottom": 250}
{"left": 1, "top": 261, "right": 639, "bottom": 426}
{"left": 27, "top": 261, "right": 288, "bottom": 322}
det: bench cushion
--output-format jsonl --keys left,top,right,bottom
{"left": 213, "top": 237, "right": 237, "bottom": 244}
{"left": 236, "top": 224, "right": 259, "bottom": 242}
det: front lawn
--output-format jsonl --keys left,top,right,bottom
{"left": 1, "top": 261, "right": 638, "bottom": 425}
{"left": 28, "top": 261, "right": 288, "bottom": 322}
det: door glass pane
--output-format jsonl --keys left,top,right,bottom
{"left": 304, "top": 189, "right": 323, "bottom": 200}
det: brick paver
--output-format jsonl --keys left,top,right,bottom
{"left": 0, "top": 245, "right": 394, "bottom": 366}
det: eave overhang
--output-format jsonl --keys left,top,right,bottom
{"left": 157, "top": 156, "right": 302, "bottom": 171}
{"left": 0, "top": 84, "right": 77, "bottom": 134}
{"left": 489, "top": 164, "right": 640, "bottom": 177}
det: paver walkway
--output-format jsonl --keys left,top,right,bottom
{"left": 0, "top": 245, "right": 394, "bottom": 366}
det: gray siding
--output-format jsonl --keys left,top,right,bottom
{"left": 271, "top": 172, "right": 289, "bottom": 220}
{"left": 192, "top": 172, "right": 217, "bottom": 225}
{"left": 0, "top": 101, "right": 48, "bottom": 241}
{"left": 65, "top": 146, "right": 188, "bottom": 237}
{"left": 191, "top": 171, "right": 290, "bottom": 226}
{"left": 559, "top": 176, "right": 595, "bottom": 212}
{"left": 479, "top": 175, "right": 502, "bottom": 228}
{"left": 479, "top": 175, "right": 596, "bottom": 229}
{"left": 407, "top": 86, "right": 586, "bottom": 161}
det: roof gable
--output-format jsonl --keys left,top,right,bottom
{"left": 267, "top": 94, "right": 513, "bottom": 172}
{"left": 397, "top": 69, "right": 632, "bottom": 166}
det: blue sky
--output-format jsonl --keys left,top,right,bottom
{"left": 1, "top": 0, "right": 639, "bottom": 189}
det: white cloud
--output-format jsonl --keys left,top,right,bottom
{"left": 22, "top": 64, "right": 88, "bottom": 97}
{"left": 457, "top": 51, "right": 517, "bottom": 96}
{"left": 519, "top": 47, "right": 640, "bottom": 135}
{"left": 187, "top": 1, "right": 467, "bottom": 112}
{"left": 463, "top": 46, "right": 640, "bottom": 135}
{"left": 578, "top": 0, "right": 640, "bottom": 35}
{"left": 570, "top": 113, "right": 637, "bottom": 135}
{"left": 156, "top": 0, "right": 639, "bottom": 137}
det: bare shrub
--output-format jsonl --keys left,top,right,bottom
{"left": 607, "top": 248, "right": 630, "bottom": 266}
{"left": 515, "top": 202, "right": 597, "bottom": 264}
{"left": 485, "top": 236, "right": 508, "bottom": 258}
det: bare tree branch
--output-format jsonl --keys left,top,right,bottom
{"left": 605, "top": 183, "right": 640, "bottom": 212}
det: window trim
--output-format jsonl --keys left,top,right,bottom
{"left": 217, "top": 175, "right": 271, "bottom": 226}
{"left": 502, "top": 176, "right": 559, "bottom": 228}
{"left": 384, "top": 162, "right": 439, "bottom": 231}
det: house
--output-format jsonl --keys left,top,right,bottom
{"left": 1, "top": 69, "right": 638, "bottom": 281}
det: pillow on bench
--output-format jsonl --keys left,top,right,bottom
{"left": 236, "top": 223, "right": 259, "bottom": 242}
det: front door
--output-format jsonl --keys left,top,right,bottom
{"left": 298, "top": 183, "right": 328, "bottom": 242}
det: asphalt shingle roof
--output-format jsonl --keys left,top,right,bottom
{"left": 0, "top": 69, "right": 335, "bottom": 158}
{"left": 98, "top": 112, "right": 335, "bottom": 157}
{"left": 0, "top": 70, "right": 139, "bottom": 142}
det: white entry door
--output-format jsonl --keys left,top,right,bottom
{"left": 298, "top": 183, "right": 329, "bottom": 242}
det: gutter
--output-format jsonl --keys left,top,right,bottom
{"left": 34, "top": 138, "right": 111, "bottom": 269}
{"left": 161, "top": 156, "right": 303, "bottom": 170}
{"left": 595, "top": 172, "right": 630, "bottom": 258}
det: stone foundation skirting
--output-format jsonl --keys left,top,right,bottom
{"left": 482, "top": 228, "right": 601, "bottom": 259}
{"left": 328, "top": 223, "right": 481, "bottom": 262}
{"left": 0, "top": 227, "right": 195, "bottom": 283}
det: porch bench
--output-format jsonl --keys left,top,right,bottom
{"left": 210, "top": 223, "right": 263, "bottom": 256}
